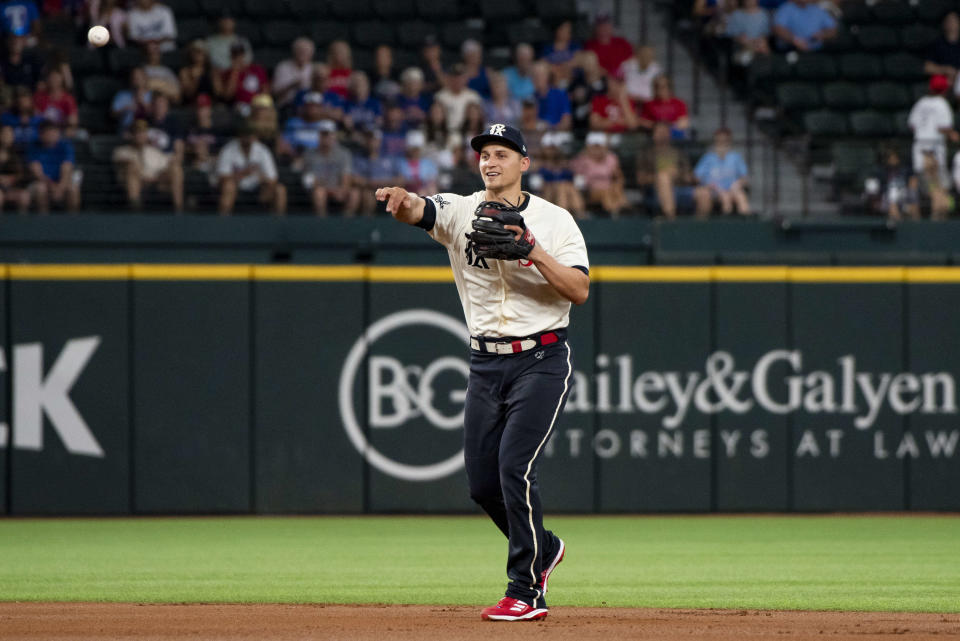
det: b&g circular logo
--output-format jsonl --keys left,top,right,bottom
{"left": 338, "top": 309, "right": 470, "bottom": 481}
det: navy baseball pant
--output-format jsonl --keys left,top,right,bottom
{"left": 463, "top": 334, "right": 571, "bottom": 609}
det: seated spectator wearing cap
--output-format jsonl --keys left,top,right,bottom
{"left": 185, "top": 93, "right": 221, "bottom": 174}
{"left": 215, "top": 121, "right": 286, "bottom": 215}
{"left": 866, "top": 148, "right": 919, "bottom": 221}
{"left": 908, "top": 75, "right": 958, "bottom": 184}
{"left": 618, "top": 45, "right": 661, "bottom": 103}
{"left": 2, "top": 85, "right": 42, "bottom": 147}
{"left": 772, "top": 0, "right": 836, "bottom": 52}
{"left": 249, "top": 93, "right": 278, "bottom": 148}
{"left": 0, "top": 124, "right": 30, "bottom": 211}
{"left": 354, "top": 129, "right": 402, "bottom": 214}
{"left": 112, "top": 118, "right": 184, "bottom": 212}
{"left": 279, "top": 91, "right": 328, "bottom": 160}
{"left": 326, "top": 40, "right": 353, "bottom": 100}
{"left": 214, "top": 42, "right": 268, "bottom": 114}
{"left": 178, "top": 40, "right": 214, "bottom": 105}
{"left": 26, "top": 120, "right": 79, "bottom": 212}
{"left": 925, "top": 12, "right": 960, "bottom": 87}
{"left": 399, "top": 129, "right": 438, "bottom": 196}
{"left": 145, "top": 93, "right": 184, "bottom": 162}
{"left": 585, "top": 14, "right": 634, "bottom": 77}
{"left": 417, "top": 35, "right": 445, "bottom": 95}
{"left": 206, "top": 14, "right": 253, "bottom": 72}
{"left": 485, "top": 71, "right": 522, "bottom": 128}
{"left": 342, "top": 71, "right": 382, "bottom": 141}
{"left": 636, "top": 121, "right": 696, "bottom": 218}
{"left": 536, "top": 132, "right": 584, "bottom": 217}
{"left": 590, "top": 72, "right": 640, "bottom": 133}
{"left": 0, "top": 35, "right": 41, "bottom": 90}
{"left": 725, "top": 0, "right": 772, "bottom": 66}
{"left": 380, "top": 103, "right": 408, "bottom": 159}
{"left": 371, "top": 44, "right": 401, "bottom": 104}
{"left": 502, "top": 43, "right": 536, "bottom": 102}
{"left": 434, "top": 63, "right": 482, "bottom": 137}
{"left": 89, "top": 0, "right": 127, "bottom": 49}
{"left": 143, "top": 41, "right": 181, "bottom": 103}
{"left": 542, "top": 21, "right": 582, "bottom": 71}
{"left": 33, "top": 68, "right": 76, "bottom": 136}
{"left": 126, "top": 0, "right": 177, "bottom": 52}
{"left": 292, "top": 63, "right": 344, "bottom": 121}
{"left": 571, "top": 131, "right": 627, "bottom": 217}
{"left": 273, "top": 38, "right": 316, "bottom": 110}
{"left": 0, "top": 0, "right": 39, "bottom": 44}
{"left": 300, "top": 120, "right": 357, "bottom": 216}
{"left": 531, "top": 62, "right": 572, "bottom": 131}
{"left": 639, "top": 75, "right": 690, "bottom": 137}
{"left": 396, "top": 67, "right": 431, "bottom": 129}
{"left": 461, "top": 38, "right": 492, "bottom": 99}
{"left": 693, "top": 127, "right": 750, "bottom": 216}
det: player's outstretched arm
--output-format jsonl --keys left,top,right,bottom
{"left": 375, "top": 186, "right": 425, "bottom": 226}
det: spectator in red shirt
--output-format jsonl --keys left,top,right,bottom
{"left": 589, "top": 73, "right": 640, "bottom": 133}
{"left": 214, "top": 42, "right": 268, "bottom": 114}
{"left": 585, "top": 14, "right": 634, "bottom": 77}
{"left": 326, "top": 40, "right": 353, "bottom": 100}
{"left": 640, "top": 75, "right": 690, "bottom": 137}
{"left": 33, "top": 68, "right": 77, "bottom": 135}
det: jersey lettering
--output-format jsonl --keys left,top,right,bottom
{"left": 465, "top": 240, "right": 490, "bottom": 270}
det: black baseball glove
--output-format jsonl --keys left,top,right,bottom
{"left": 466, "top": 201, "right": 537, "bottom": 261}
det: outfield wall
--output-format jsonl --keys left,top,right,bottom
{"left": 2, "top": 265, "right": 959, "bottom": 515}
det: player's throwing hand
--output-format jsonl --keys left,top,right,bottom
{"left": 375, "top": 186, "right": 421, "bottom": 223}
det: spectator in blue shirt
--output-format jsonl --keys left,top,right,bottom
{"left": 503, "top": 43, "right": 536, "bottom": 102}
{"left": 0, "top": 0, "right": 38, "bottom": 39}
{"left": 280, "top": 91, "right": 328, "bottom": 159}
{"left": 461, "top": 39, "right": 491, "bottom": 99}
{"left": 292, "top": 63, "right": 345, "bottom": 122}
{"left": 773, "top": 0, "right": 836, "bottom": 52}
{"left": 531, "top": 62, "right": 572, "bottom": 131}
{"left": 541, "top": 21, "right": 581, "bottom": 68}
{"left": 342, "top": 71, "right": 382, "bottom": 143}
{"left": 694, "top": 128, "right": 750, "bottom": 216}
{"left": 27, "top": 120, "right": 79, "bottom": 212}
{"left": 1, "top": 86, "right": 41, "bottom": 148}
{"left": 396, "top": 67, "right": 431, "bottom": 129}
{"left": 354, "top": 129, "right": 402, "bottom": 213}
{"left": 726, "top": 0, "right": 772, "bottom": 64}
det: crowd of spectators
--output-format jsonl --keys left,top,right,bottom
{"left": 0, "top": 0, "right": 761, "bottom": 217}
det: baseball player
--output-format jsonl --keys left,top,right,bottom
{"left": 375, "top": 123, "right": 589, "bottom": 622}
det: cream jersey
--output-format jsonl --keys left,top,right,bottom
{"left": 419, "top": 190, "right": 589, "bottom": 338}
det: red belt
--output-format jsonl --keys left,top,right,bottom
{"left": 470, "top": 331, "right": 559, "bottom": 355}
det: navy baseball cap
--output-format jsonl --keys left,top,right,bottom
{"left": 471, "top": 123, "right": 528, "bottom": 157}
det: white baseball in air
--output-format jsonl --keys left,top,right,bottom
{"left": 87, "top": 25, "right": 110, "bottom": 47}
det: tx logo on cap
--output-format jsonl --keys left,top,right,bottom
{"left": 490, "top": 124, "right": 506, "bottom": 136}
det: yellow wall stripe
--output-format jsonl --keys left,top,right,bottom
{"left": 5, "top": 264, "right": 960, "bottom": 283}
{"left": 131, "top": 264, "right": 252, "bottom": 280}
{"left": 9, "top": 264, "right": 130, "bottom": 279}
{"left": 366, "top": 266, "right": 454, "bottom": 282}
{"left": 254, "top": 265, "right": 367, "bottom": 281}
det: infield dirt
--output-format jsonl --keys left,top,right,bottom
{"left": 1, "top": 603, "right": 958, "bottom": 641}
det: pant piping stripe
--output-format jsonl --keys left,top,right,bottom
{"left": 521, "top": 342, "right": 572, "bottom": 609}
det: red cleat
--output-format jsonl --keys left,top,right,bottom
{"left": 480, "top": 597, "right": 548, "bottom": 621}
{"left": 540, "top": 538, "right": 565, "bottom": 593}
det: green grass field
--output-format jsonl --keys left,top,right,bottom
{"left": 0, "top": 515, "right": 957, "bottom": 612}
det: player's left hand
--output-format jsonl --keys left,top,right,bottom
{"left": 467, "top": 201, "right": 536, "bottom": 261}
